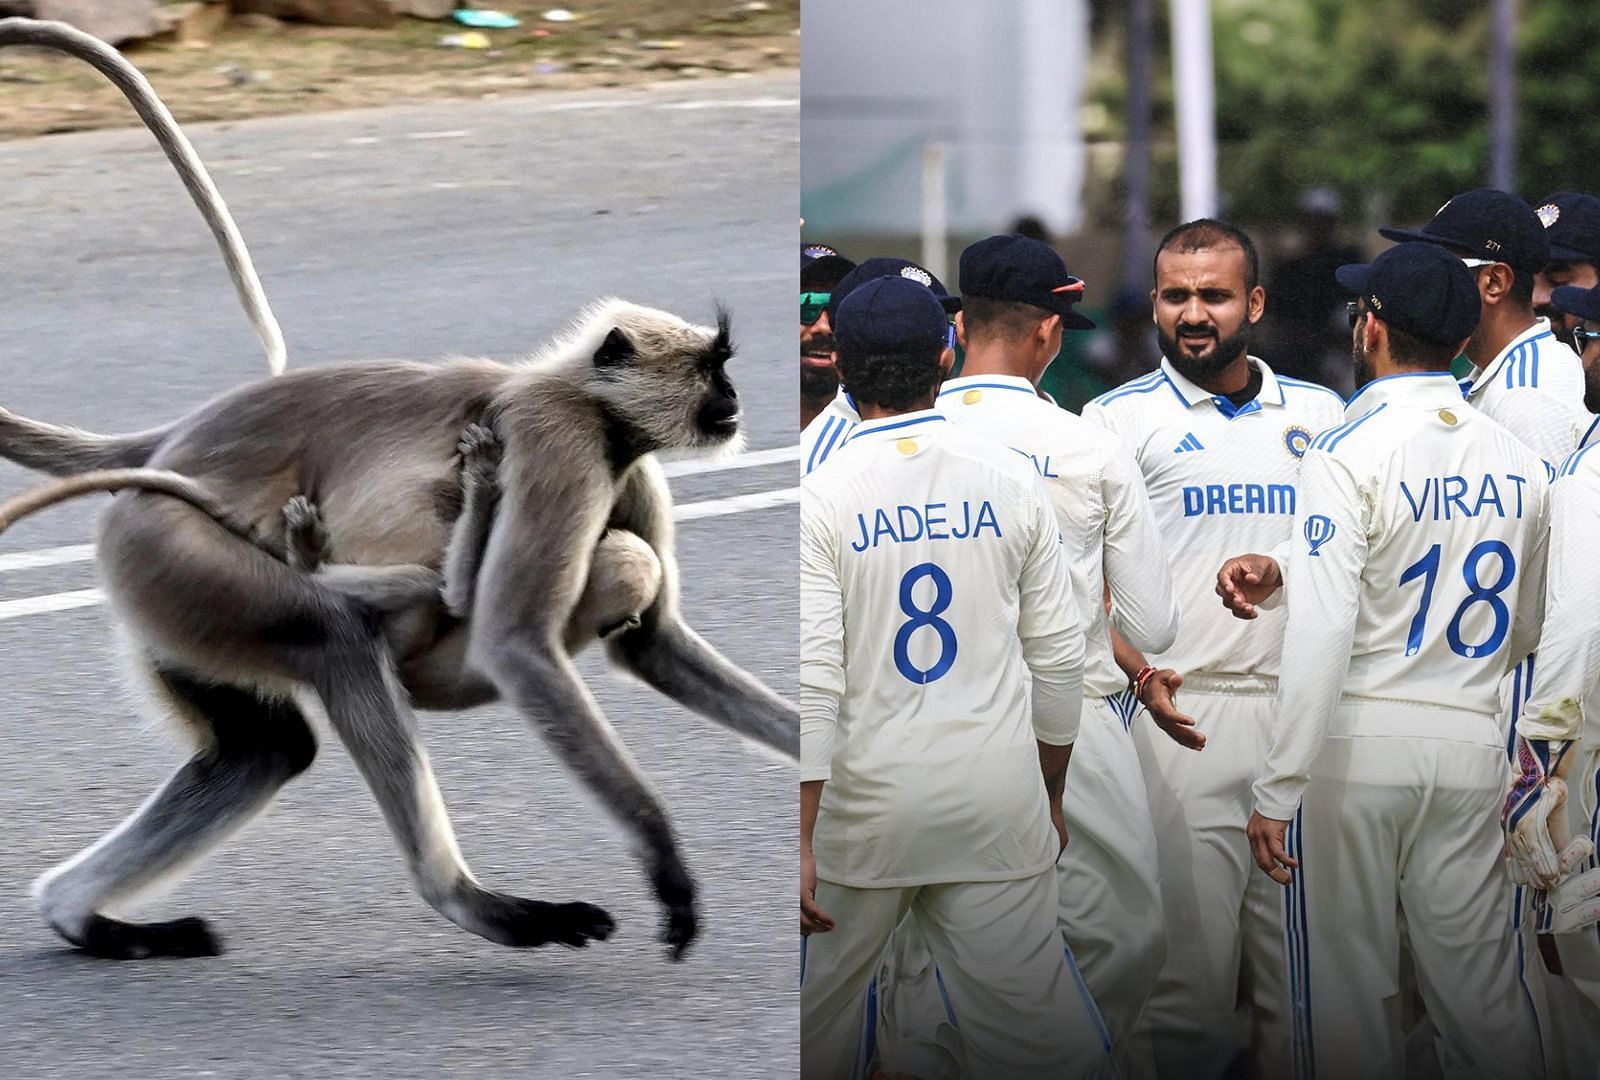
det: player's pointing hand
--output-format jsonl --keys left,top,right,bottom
{"left": 1215, "top": 553, "right": 1283, "bottom": 620}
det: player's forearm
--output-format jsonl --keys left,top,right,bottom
{"left": 800, "top": 780, "right": 824, "bottom": 855}
{"left": 1111, "top": 622, "right": 1149, "bottom": 682}
{"left": 1037, "top": 740, "right": 1073, "bottom": 810}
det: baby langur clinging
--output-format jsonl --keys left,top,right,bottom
{"left": 5, "top": 298, "right": 796, "bottom": 965}
{"left": 0, "top": 423, "right": 663, "bottom": 663}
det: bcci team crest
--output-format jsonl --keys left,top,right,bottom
{"left": 899, "top": 266, "right": 933, "bottom": 287}
{"left": 1283, "top": 425, "right": 1312, "bottom": 459}
{"left": 1304, "top": 514, "right": 1336, "bottom": 557}
{"left": 1538, "top": 203, "right": 1561, "bottom": 229}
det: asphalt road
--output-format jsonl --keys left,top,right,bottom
{"left": 0, "top": 73, "right": 799, "bottom": 1078}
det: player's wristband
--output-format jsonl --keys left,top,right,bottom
{"left": 1131, "top": 666, "right": 1157, "bottom": 704}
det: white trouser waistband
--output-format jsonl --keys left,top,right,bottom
{"left": 1324, "top": 694, "right": 1502, "bottom": 745}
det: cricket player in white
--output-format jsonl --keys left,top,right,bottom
{"left": 1082, "top": 220, "right": 1345, "bottom": 1078}
{"left": 802, "top": 257, "right": 961, "bottom": 477}
{"left": 1380, "top": 188, "right": 1595, "bottom": 1074}
{"left": 1238, "top": 242, "right": 1546, "bottom": 1078}
{"left": 866, "top": 236, "right": 1182, "bottom": 1078}
{"left": 800, "top": 275, "right": 1114, "bottom": 1080}
{"left": 940, "top": 235, "right": 1180, "bottom": 1048}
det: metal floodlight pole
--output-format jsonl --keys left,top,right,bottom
{"left": 1124, "top": 0, "right": 1154, "bottom": 291}
{"left": 1169, "top": 0, "right": 1218, "bottom": 220}
{"left": 1488, "top": 0, "right": 1516, "bottom": 192}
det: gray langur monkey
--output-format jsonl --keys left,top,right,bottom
{"left": 0, "top": 20, "right": 795, "bottom": 963}
{"left": 3, "top": 299, "right": 796, "bottom": 964}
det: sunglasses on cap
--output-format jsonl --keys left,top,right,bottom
{"left": 1347, "top": 299, "right": 1365, "bottom": 328}
{"left": 1574, "top": 326, "right": 1600, "bottom": 351}
{"left": 801, "top": 291, "right": 830, "bottom": 326}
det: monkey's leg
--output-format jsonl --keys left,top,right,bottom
{"left": 282, "top": 494, "right": 445, "bottom": 613}
{"left": 562, "top": 529, "right": 663, "bottom": 652}
{"left": 441, "top": 422, "right": 502, "bottom": 618}
{"left": 476, "top": 636, "right": 698, "bottom": 958}
{"left": 604, "top": 460, "right": 798, "bottom": 759}
{"left": 98, "top": 495, "right": 615, "bottom": 951}
{"left": 34, "top": 670, "right": 316, "bottom": 959}
{"left": 608, "top": 618, "right": 798, "bottom": 759}
{"left": 307, "top": 639, "right": 616, "bottom": 949}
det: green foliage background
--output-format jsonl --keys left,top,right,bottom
{"left": 1084, "top": 0, "right": 1600, "bottom": 226}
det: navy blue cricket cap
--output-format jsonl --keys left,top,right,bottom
{"left": 1336, "top": 241, "right": 1481, "bottom": 347}
{"left": 1378, "top": 188, "right": 1550, "bottom": 276}
{"left": 833, "top": 275, "right": 950, "bottom": 359}
{"left": 1551, "top": 283, "right": 1600, "bottom": 324}
{"left": 1533, "top": 192, "right": 1600, "bottom": 264}
{"left": 802, "top": 243, "right": 855, "bottom": 288}
{"left": 826, "top": 257, "right": 960, "bottom": 325}
{"left": 958, "top": 234, "right": 1096, "bottom": 330}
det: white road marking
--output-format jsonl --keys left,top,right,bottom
{"left": 345, "top": 136, "right": 382, "bottom": 146}
{"left": 0, "top": 588, "right": 103, "bottom": 621}
{"left": 660, "top": 443, "right": 798, "bottom": 476}
{"left": 657, "top": 98, "right": 799, "bottom": 110}
{"left": 406, "top": 130, "right": 471, "bottom": 140}
{"left": 674, "top": 486, "right": 797, "bottom": 520}
{"left": 0, "top": 544, "right": 95, "bottom": 574}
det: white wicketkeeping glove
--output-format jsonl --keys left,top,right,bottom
{"left": 1534, "top": 867, "right": 1600, "bottom": 934}
{"left": 1504, "top": 737, "right": 1593, "bottom": 890}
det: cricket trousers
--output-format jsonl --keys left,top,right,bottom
{"left": 872, "top": 696, "right": 1164, "bottom": 1075}
{"left": 800, "top": 869, "right": 1117, "bottom": 1080}
{"left": 1287, "top": 698, "right": 1542, "bottom": 1080}
{"left": 1132, "top": 674, "right": 1289, "bottom": 1080}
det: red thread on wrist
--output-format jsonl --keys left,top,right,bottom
{"left": 1132, "top": 666, "right": 1157, "bottom": 703}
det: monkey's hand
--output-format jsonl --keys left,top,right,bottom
{"left": 458, "top": 422, "right": 503, "bottom": 497}
{"left": 282, "top": 494, "right": 330, "bottom": 572}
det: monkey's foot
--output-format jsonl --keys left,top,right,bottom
{"left": 651, "top": 861, "right": 699, "bottom": 961}
{"left": 458, "top": 423, "right": 503, "bottom": 490}
{"left": 282, "top": 494, "right": 330, "bottom": 572}
{"left": 75, "top": 914, "right": 224, "bottom": 960}
{"left": 661, "top": 904, "right": 698, "bottom": 962}
{"left": 471, "top": 894, "right": 616, "bottom": 950}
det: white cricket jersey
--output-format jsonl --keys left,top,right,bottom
{"left": 936, "top": 373, "right": 1180, "bottom": 697}
{"left": 1254, "top": 373, "right": 1550, "bottom": 819}
{"left": 801, "top": 389, "right": 859, "bottom": 475}
{"left": 1463, "top": 318, "right": 1588, "bottom": 466}
{"left": 800, "top": 410, "right": 1085, "bottom": 887}
{"left": 1081, "top": 356, "right": 1346, "bottom": 678}
{"left": 1518, "top": 442, "right": 1600, "bottom": 743}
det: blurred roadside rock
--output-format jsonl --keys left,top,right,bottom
{"left": 6, "top": 0, "right": 165, "bottom": 44}
{"left": 231, "top": 0, "right": 457, "bottom": 28}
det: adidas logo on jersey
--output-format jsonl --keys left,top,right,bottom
{"left": 1173, "top": 433, "right": 1206, "bottom": 454}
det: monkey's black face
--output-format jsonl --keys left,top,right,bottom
{"left": 692, "top": 308, "right": 740, "bottom": 444}
{"left": 696, "top": 368, "right": 740, "bottom": 441}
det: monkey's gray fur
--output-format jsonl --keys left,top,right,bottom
{"left": 11, "top": 297, "right": 795, "bottom": 964}
{"left": 1, "top": 16, "right": 793, "bottom": 964}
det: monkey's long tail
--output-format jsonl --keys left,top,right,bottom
{"left": 0, "top": 17, "right": 286, "bottom": 377}
{"left": 0, "top": 468, "right": 254, "bottom": 541}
